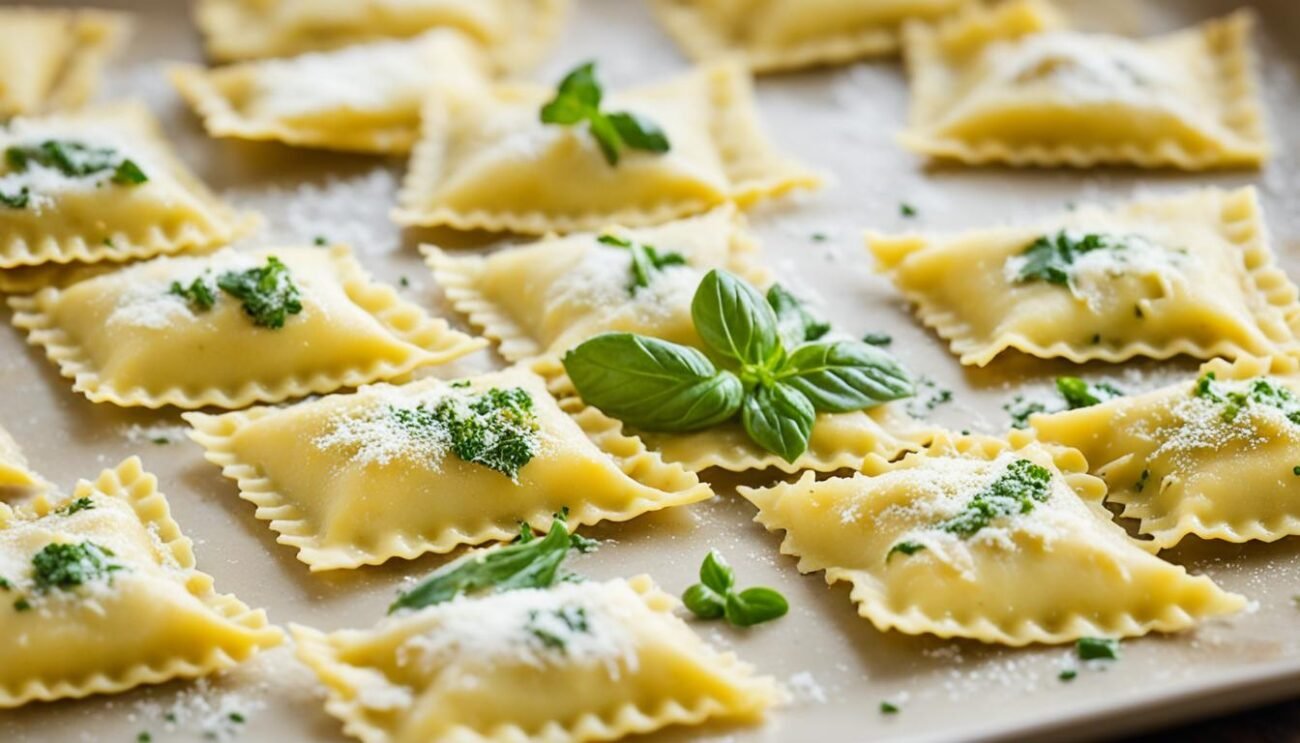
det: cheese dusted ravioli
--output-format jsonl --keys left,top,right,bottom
{"left": 195, "top": 0, "right": 569, "bottom": 70}
{"left": 293, "top": 575, "right": 779, "bottom": 743}
{"left": 9, "top": 245, "right": 485, "bottom": 409}
{"left": 0, "top": 103, "right": 255, "bottom": 270}
{"left": 900, "top": 0, "right": 1266, "bottom": 169}
{"left": 427, "top": 208, "right": 769, "bottom": 362}
{"left": 172, "top": 30, "right": 490, "bottom": 154}
{"left": 394, "top": 62, "right": 819, "bottom": 235}
{"left": 654, "top": 0, "right": 968, "bottom": 72}
{"left": 185, "top": 367, "right": 712, "bottom": 570}
{"left": 1033, "top": 356, "right": 1300, "bottom": 550}
{"left": 869, "top": 187, "right": 1299, "bottom": 366}
{"left": 739, "top": 433, "right": 1244, "bottom": 645}
{"left": 0, "top": 8, "right": 129, "bottom": 117}
{"left": 0, "top": 458, "right": 282, "bottom": 707}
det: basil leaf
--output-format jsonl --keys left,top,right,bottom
{"left": 539, "top": 61, "right": 601, "bottom": 124}
{"left": 1076, "top": 637, "right": 1120, "bottom": 661}
{"left": 779, "top": 341, "right": 913, "bottom": 413}
{"left": 691, "top": 269, "right": 781, "bottom": 369}
{"left": 699, "top": 549, "right": 733, "bottom": 593}
{"left": 767, "top": 284, "right": 829, "bottom": 348}
{"left": 724, "top": 587, "right": 789, "bottom": 627}
{"left": 606, "top": 112, "right": 671, "bottom": 154}
{"left": 742, "top": 382, "right": 814, "bottom": 462}
{"left": 682, "top": 583, "right": 725, "bottom": 620}
{"left": 563, "top": 333, "right": 743, "bottom": 432}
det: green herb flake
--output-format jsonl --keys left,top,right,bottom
{"left": 169, "top": 275, "right": 217, "bottom": 312}
{"left": 312, "top": 235, "right": 328, "bottom": 246}
{"left": 880, "top": 701, "right": 900, "bottom": 714}
{"left": 1293, "top": 466, "right": 1300, "bottom": 476}
{"left": 1193, "top": 372, "right": 1300, "bottom": 427}
{"left": 31, "top": 541, "right": 124, "bottom": 592}
{"left": 899, "top": 203, "right": 917, "bottom": 217}
{"left": 1013, "top": 231, "right": 1121, "bottom": 286}
{"left": 890, "top": 459, "right": 1051, "bottom": 555}
{"left": 1004, "top": 394, "right": 1048, "bottom": 430}
{"left": 597, "top": 234, "right": 686, "bottom": 294}
{"left": 524, "top": 604, "right": 589, "bottom": 653}
{"left": 885, "top": 540, "right": 926, "bottom": 562}
{"left": 216, "top": 256, "right": 304, "bottom": 329}
{"left": 681, "top": 550, "right": 788, "bottom": 628}
{"left": 862, "top": 332, "right": 892, "bottom": 347}
{"left": 539, "top": 62, "right": 670, "bottom": 166}
{"left": 151, "top": 437, "right": 171, "bottom": 445}
{"left": 13, "top": 598, "right": 31, "bottom": 612}
{"left": 137, "top": 733, "right": 152, "bottom": 743}
{"left": 4, "top": 140, "right": 149, "bottom": 203}
{"left": 1055, "top": 377, "right": 1124, "bottom": 410}
{"left": 1059, "top": 669, "right": 1078, "bottom": 682}
{"left": 0, "top": 186, "right": 30, "bottom": 208}
{"left": 399, "top": 276, "right": 410, "bottom": 288}
{"left": 394, "top": 386, "right": 540, "bottom": 479}
{"left": 1076, "top": 637, "right": 1120, "bottom": 661}
{"left": 228, "top": 712, "right": 246, "bottom": 724}
{"left": 54, "top": 497, "right": 95, "bottom": 516}
{"left": 811, "top": 232, "right": 828, "bottom": 242}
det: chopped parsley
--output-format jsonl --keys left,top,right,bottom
{"left": 524, "top": 605, "right": 590, "bottom": 653}
{"left": 54, "top": 497, "right": 95, "bottom": 516}
{"left": 312, "top": 235, "right": 328, "bottom": 246}
{"left": 1004, "top": 394, "right": 1049, "bottom": 429}
{"left": 13, "top": 598, "right": 31, "bottom": 612}
{"left": 394, "top": 387, "right": 541, "bottom": 479}
{"left": 862, "top": 332, "right": 892, "bottom": 347}
{"left": 216, "top": 256, "right": 304, "bottom": 329}
{"left": 1193, "top": 372, "right": 1300, "bottom": 426}
{"left": 1293, "top": 466, "right": 1300, "bottom": 476}
{"left": 1012, "top": 231, "right": 1123, "bottom": 286}
{"left": 1055, "top": 376, "right": 1123, "bottom": 409}
{"left": 228, "top": 712, "right": 246, "bottom": 724}
{"left": 6, "top": 139, "right": 149, "bottom": 184}
{"left": 899, "top": 203, "right": 917, "bottom": 217}
{"left": 885, "top": 540, "right": 926, "bottom": 562}
{"left": 1059, "top": 669, "right": 1078, "bottom": 681}
{"left": 0, "top": 577, "right": 10, "bottom": 590}
{"left": 907, "top": 376, "right": 953, "bottom": 417}
{"left": 1076, "top": 636, "right": 1120, "bottom": 661}
{"left": 31, "top": 541, "right": 124, "bottom": 592}
{"left": 539, "top": 62, "right": 670, "bottom": 166}
{"left": 811, "top": 232, "right": 828, "bottom": 242}
{"left": 0, "top": 187, "right": 30, "bottom": 208}
{"left": 399, "top": 276, "right": 410, "bottom": 288}
{"left": 137, "top": 733, "right": 152, "bottom": 743}
{"left": 880, "top": 701, "right": 900, "bottom": 714}
{"left": 597, "top": 234, "right": 686, "bottom": 294}
{"left": 169, "top": 276, "right": 216, "bottom": 312}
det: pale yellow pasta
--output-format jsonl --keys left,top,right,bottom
{"left": 0, "top": 424, "right": 41, "bottom": 491}
{"left": 739, "top": 433, "right": 1244, "bottom": 645}
{"left": 184, "top": 367, "right": 712, "bottom": 570}
{"left": 900, "top": 0, "right": 1266, "bottom": 169}
{"left": 869, "top": 187, "right": 1299, "bottom": 366}
{"left": 654, "top": 0, "right": 968, "bottom": 72}
{"left": 0, "top": 103, "right": 256, "bottom": 269}
{"left": 426, "top": 208, "right": 770, "bottom": 362}
{"left": 292, "top": 575, "right": 779, "bottom": 743}
{"left": 1032, "top": 355, "right": 1300, "bottom": 550}
{"left": 393, "top": 62, "right": 819, "bottom": 235}
{"left": 0, "top": 457, "right": 282, "bottom": 707}
{"left": 195, "top": 0, "right": 569, "bottom": 71}
{"left": 8, "top": 245, "right": 485, "bottom": 409}
{"left": 171, "top": 30, "right": 490, "bottom": 154}
{"left": 0, "top": 8, "right": 130, "bottom": 117}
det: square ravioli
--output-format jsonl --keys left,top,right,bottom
{"left": 292, "top": 575, "right": 779, "bottom": 743}
{"left": 1032, "top": 356, "right": 1300, "bottom": 550}
{"left": 653, "top": 0, "right": 968, "bottom": 72}
{"left": 427, "top": 208, "right": 770, "bottom": 362}
{"left": 0, "top": 457, "right": 282, "bottom": 707}
{"left": 0, "top": 102, "right": 256, "bottom": 269}
{"left": 739, "top": 433, "right": 1244, "bottom": 646}
{"left": 393, "top": 62, "right": 819, "bottom": 234}
{"left": 195, "top": 0, "right": 569, "bottom": 71}
{"left": 0, "top": 8, "right": 130, "bottom": 117}
{"left": 184, "top": 367, "right": 712, "bottom": 570}
{"left": 869, "top": 187, "right": 1300, "bottom": 366}
{"left": 171, "top": 30, "right": 490, "bottom": 155}
{"left": 900, "top": 0, "right": 1266, "bottom": 169}
{"left": 8, "top": 245, "right": 485, "bottom": 409}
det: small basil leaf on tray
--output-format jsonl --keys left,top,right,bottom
{"left": 725, "top": 587, "right": 789, "bottom": 627}
{"left": 683, "top": 550, "right": 787, "bottom": 628}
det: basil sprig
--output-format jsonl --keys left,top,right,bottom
{"left": 562, "top": 269, "right": 913, "bottom": 462}
{"left": 682, "top": 550, "right": 787, "bottom": 627}
{"left": 597, "top": 234, "right": 686, "bottom": 294}
{"left": 539, "top": 62, "right": 671, "bottom": 166}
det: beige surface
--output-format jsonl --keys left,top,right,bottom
{"left": 3, "top": 0, "right": 1300, "bottom": 741}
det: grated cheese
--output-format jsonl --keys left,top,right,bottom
{"left": 248, "top": 40, "right": 440, "bottom": 120}
{"left": 548, "top": 242, "right": 702, "bottom": 326}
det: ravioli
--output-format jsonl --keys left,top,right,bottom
{"left": 653, "top": 0, "right": 967, "bottom": 72}
{"left": 869, "top": 187, "right": 1299, "bottom": 366}
{"left": 9, "top": 245, "right": 485, "bottom": 409}
{"left": 393, "top": 62, "right": 819, "bottom": 234}
{"left": 0, "top": 425, "right": 41, "bottom": 492}
{"left": 293, "top": 575, "right": 779, "bottom": 743}
{"left": 195, "top": 0, "right": 569, "bottom": 71}
{"left": 184, "top": 367, "right": 712, "bottom": 570}
{"left": 171, "top": 30, "right": 490, "bottom": 154}
{"left": 0, "top": 8, "right": 130, "bottom": 118}
{"left": 1033, "top": 356, "right": 1300, "bottom": 550}
{"left": 0, "top": 103, "right": 255, "bottom": 270}
{"left": 900, "top": 0, "right": 1266, "bottom": 169}
{"left": 0, "top": 457, "right": 282, "bottom": 707}
{"left": 740, "top": 433, "right": 1244, "bottom": 645}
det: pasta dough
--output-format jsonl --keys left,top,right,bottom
{"left": 0, "top": 8, "right": 130, "bottom": 117}
{"left": 0, "top": 425, "right": 41, "bottom": 491}
{"left": 292, "top": 575, "right": 779, "bottom": 743}
{"left": 869, "top": 187, "right": 1299, "bottom": 366}
{"left": 184, "top": 367, "right": 712, "bottom": 570}
{"left": 9, "top": 245, "right": 485, "bottom": 409}
{"left": 900, "top": 0, "right": 1266, "bottom": 169}
{"left": 739, "top": 433, "right": 1244, "bottom": 645}
{"left": 0, "top": 457, "right": 282, "bottom": 707}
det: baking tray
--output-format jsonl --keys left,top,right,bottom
{"left": 3, "top": 0, "right": 1300, "bottom": 741}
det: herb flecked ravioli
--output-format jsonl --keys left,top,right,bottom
{"left": 0, "top": 457, "right": 282, "bottom": 708}
{"left": 171, "top": 30, "right": 490, "bottom": 155}
{"left": 292, "top": 575, "right": 779, "bottom": 743}
{"left": 900, "top": 0, "right": 1266, "bottom": 169}
{"left": 1032, "top": 355, "right": 1300, "bottom": 550}
{"left": 184, "top": 367, "right": 712, "bottom": 571}
{"left": 0, "top": 8, "right": 130, "bottom": 118}
{"left": 869, "top": 187, "right": 1300, "bottom": 366}
{"left": 194, "top": 0, "right": 569, "bottom": 72}
{"left": 393, "top": 62, "right": 820, "bottom": 235}
{"left": 738, "top": 433, "right": 1245, "bottom": 645}
{"left": 653, "top": 0, "right": 968, "bottom": 73}
{"left": 8, "top": 245, "right": 485, "bottom": 409}
{"left": 0, "top": 103, "right": 256, "bottom": 270}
